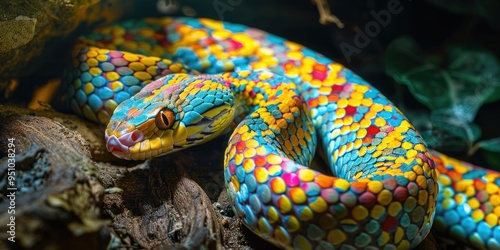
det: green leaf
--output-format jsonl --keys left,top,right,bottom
{"left": 385, "top": 37, "right": 500, "bottom": 147}
{"left": 448, "top": 45, "right": 500, "bottom": 103}
{"left": 431, "top": 109, "right": 482, "bottom": 148}
{"left": 400, "top": 108, "right": 471, "bottom": 152}
{"left": 477, "top": 137, "right": 500, "bottom": 152}
{"left": 385, "top": 37, "right": 451, "bottom": 110}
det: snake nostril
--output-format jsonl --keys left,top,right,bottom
{"left": 131, "top": 130, "right": 142, "bottom": 142}
{"left": 105, "top": 130, "right": 143, "bottom": 154}
{"left": 117, "top": 130, "right": 144, "bottom": 146}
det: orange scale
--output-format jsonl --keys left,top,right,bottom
{"left": 448, "top": 171, "right": 462, "bottom": 182}
{"left": 205, "top": 37, "right": 216, "bottom": 45}
{"left": 307, "top": 99, "right": 319, "bottom": 108}
{"left": 474, "top": 179, "right": 486, "bottom": 190}
{"left": 363, "top": 137, "right": 372, "bottom": 144}
{"left": 294, "top": 146, "right": 302, "bottom": 155}
{"left": 191, "top": 43, "right": 204, "bottom": 51}
{"left": 283, "top": 61, "right": 295, "bottom": 70}
{"left": 315, "top": 175, "right": 334, "bottom": 188}
{"left": 235, "top": 140, "right": 246, "bottom": 152}
{"left": 253, "top": 155, "right": 267, "bottom": 167}
{"left": 350, "top": 181, "right": 368, "bottom": 193}
{"left": 313, "top": 63, "right": 327, "bottom": 72}
{"left": 328, "top": 94, "right": 339, "bottom": 102}
{"left": 297, "top": 128, "right": 304, "bottom": 138}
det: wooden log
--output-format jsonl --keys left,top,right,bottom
{"left": 0, "top": 105, "right": 225, "bottom": 249}
{"left": 0, "top": 107, "right": 109, "bottom": 249}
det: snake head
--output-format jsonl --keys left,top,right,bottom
{"left": 105, "top": 73, "right": 236, "bottom": 160}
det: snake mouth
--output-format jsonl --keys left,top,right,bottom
{"left": 105, "top": 130, "right": 144, "bottom": 155}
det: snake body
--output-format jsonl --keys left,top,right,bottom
{"left": 63, "top": 17, "right": 500, "bottom": 249}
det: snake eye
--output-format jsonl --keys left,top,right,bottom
{"left": 155, "top": 108, "right": 175, "bottom": 130}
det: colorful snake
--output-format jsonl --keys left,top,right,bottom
{"left": 61, "top": 17, "right": 500, "bottom": 249}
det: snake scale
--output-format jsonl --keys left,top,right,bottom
{"left": 61, "top": 17, "right": 500, "bottom": 249}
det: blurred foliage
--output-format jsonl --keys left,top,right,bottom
{"left": 385, "top": 36, "right": 500, "bottom": 168}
